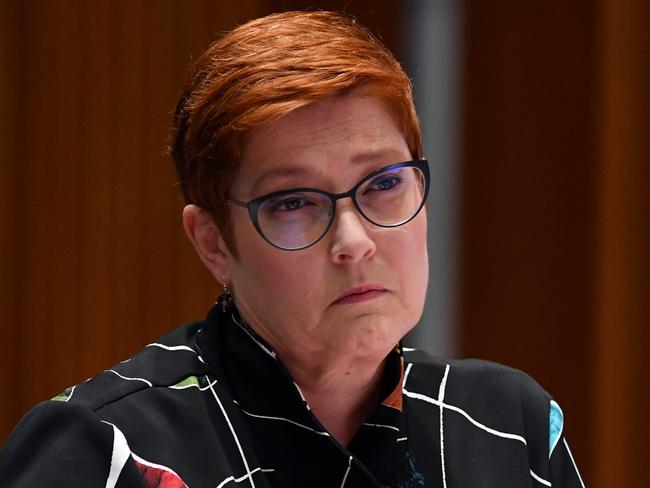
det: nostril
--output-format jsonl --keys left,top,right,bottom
{"left": 330, "top": 211, "right": 377, "bottom": 264}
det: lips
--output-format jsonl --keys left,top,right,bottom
{"left": 332, "top": 284, "right": 387, "bottom": 305}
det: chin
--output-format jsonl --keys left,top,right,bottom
{"left": 346, "top": 314, "right": 410, "bottom": 357}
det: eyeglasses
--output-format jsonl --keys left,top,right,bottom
{"left": 227, "top": 160, "right": 429, "bottom": 251}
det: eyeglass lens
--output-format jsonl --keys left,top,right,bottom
{"left": 256, "top": 165, "right": 426, "bottom": 250}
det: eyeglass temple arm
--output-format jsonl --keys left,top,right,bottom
{"left": 227, "top": 198, "right": 248, "bottom": 208}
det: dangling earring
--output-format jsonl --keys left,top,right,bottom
{"left": 219, "top": 276, "right": 233, "bottom": 312}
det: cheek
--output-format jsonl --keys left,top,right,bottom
{"left": 413, "top": 215, "right": 429, "bottom": 289}
{"left": 231, "top": 226, "right": 322, "bottom": 308}
{"left": 392, "top": 214, "right": 429, "bottom": 308}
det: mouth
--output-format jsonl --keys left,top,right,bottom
{"left": 332, "top": 284, "right": 388, "bottom": 305}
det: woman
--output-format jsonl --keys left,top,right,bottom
{"left": 0, "top": 11, "right": 584, "bottom": 488}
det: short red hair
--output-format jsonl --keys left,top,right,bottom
{"left": 170, "top": 10, "right": 423, "bottom": 254}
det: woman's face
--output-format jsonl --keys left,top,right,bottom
{"left": 225, "top": 93, "right": 428, "bottom": 364}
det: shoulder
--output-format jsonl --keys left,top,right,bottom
{"left": 0, "top": 401, "right": 119, "bottom": 486}
{"left": 403, "top": 350, "right": 557, "bottom": 479}
{"left": 403, "top": 349, "right": 552, "bottom": 453}
{"left": 401, "top": 351, "right": 584, "bottom": 486}
{"left": 403, "top": 348, "right": 551, "bottom": 409}
{"left": 0, "top": 321, "right": 213, "bottom": 486}
{"left": 57, "top": 320, "right": 209, "bottom": 412}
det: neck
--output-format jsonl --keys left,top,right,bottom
{"left": 230, "top": 303, "right": 393, "bottom": 446}
{"left": 283, "top": 353, "right": 387, "bottom": 446}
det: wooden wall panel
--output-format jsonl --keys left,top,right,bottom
{"left": 0, "top": 0, "right": 20, "bottom": 432}
{"left": 0, "top": 0, "right": 266, "bottom": 442}
{"left": 459, "top": 2, "right": 598, "bottom": 476}
{"left": 459, "top": 1, "right": 649, "bottom": 485}
{"left": 594, "top": 0, "right": 650, "bottom": 485}
{"left": 77, "top": 1, "right": 118, "bottom": 372}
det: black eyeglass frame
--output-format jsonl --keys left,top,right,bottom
{"left": 227, "top": 159, "right": 430, "bottom": 251}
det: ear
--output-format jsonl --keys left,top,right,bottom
{"left": 182, "top": 204, "right": 230, "bottom": 281}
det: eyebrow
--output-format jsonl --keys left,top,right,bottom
{"left": 250, "top": 148, "right": 409, "bottom": 195}
{"left": 349, "top": 148, "right": 409, "bottom": 165}
{"left": 251, "top": 165, "right": 315, "bottom": 195}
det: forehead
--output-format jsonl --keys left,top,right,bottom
{"left": 233, "top": 94, "right": 411, "bottom": 196}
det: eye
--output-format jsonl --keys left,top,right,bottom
{"left": 269, "top": 195, "right": 312, "bottom": 212}
{"left": 368, "top": 174, "right": 403, "bottom": 192}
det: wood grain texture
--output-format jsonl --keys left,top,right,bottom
{"left": 0, "top": 0, "right": 20, "bottom": 431}
{"left": 459, "top": 4, "right": 598, "bottom": 472}
{"left": 0, "top": 0, "right": 267, "bottom": 441}
{"left": 594, "top": 0, "right": 650, "bottom": 485}
{"left": 459, "top": 1, "right": 648, "bottom": 486}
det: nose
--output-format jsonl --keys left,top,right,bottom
{"left": 329, "top": 203, "right": 377, "bottom": 264}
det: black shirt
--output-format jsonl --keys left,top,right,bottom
{"left": 0, "top": 304, "right": 585, "bottom": 487}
